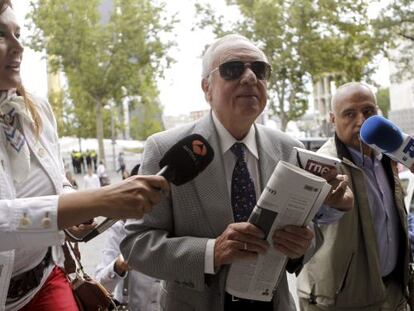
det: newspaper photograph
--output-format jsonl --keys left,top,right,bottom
{"left": 225, "top": 160, "right": 332, "bottom": 301}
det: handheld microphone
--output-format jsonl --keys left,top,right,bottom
{"left": 80, "top": 134, "right": 214, "bottom": 242}
{"left": 157, "top": 133, "right": 214, "bottom": 185}
{"left": 360, "top": 115, "right": 414, "bottom": 168}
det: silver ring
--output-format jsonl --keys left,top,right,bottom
{"left": 243, "top": 243, "right": 248, "bottom": 251}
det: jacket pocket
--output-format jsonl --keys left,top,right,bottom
{"left": 336, "top": 252, "right": 354, "bottom": 296}
{"left": 160, "top": 282, "right": 195, "bottom": 311}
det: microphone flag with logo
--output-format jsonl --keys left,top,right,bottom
{"left": 158, "top": 133, "right": 214, "bottom": 186}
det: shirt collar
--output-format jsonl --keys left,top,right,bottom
{"left": 0, "top": 89, "right": 16, "bottom": 107}
{"left": 347, "top": 146, "right": 382, "bottom": 168}
{"left": 211, "top": 110, "right": 259, "bottom": 159}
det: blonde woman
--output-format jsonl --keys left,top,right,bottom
{"left": 0, "top": 1, "right": 168, "bottom": 310}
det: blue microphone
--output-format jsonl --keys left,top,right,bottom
{"left": 360, "top": 115, "right": 414, "bottom": 168}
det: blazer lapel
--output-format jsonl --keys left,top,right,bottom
{"left": 256, "top": 125, "right": 279, "bottom": 191}
{"left": 192, "top": 113, "right": 234, "bottom": 236}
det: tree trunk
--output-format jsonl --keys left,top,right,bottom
{"left": 280, "top": 116, "right": 289, "bottom": 132}
{"left": 95, "top": 100, "right": 106, "bottom": 166}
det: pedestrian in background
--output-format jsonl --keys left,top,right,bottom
{"left": 117, "top": 151, "right": 126, "bottom": 176}
{"left": 91, "top": 149, "right": 98, "bottom": 171}
{"left": 85, "top": 149, "right": 92, "bottom": 169}
{"left": 122, "top": 169, "right": 130, "bottom": 180}
{"left": 65, "top": 170, "right": 78, "bottom": 189}
{"left": 97, "top": 160, "right": 110, "bottom": 186}
{"left": 83, "top": 165, "right": 100, "bottom": 190}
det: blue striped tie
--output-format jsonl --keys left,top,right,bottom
{"left": 231, "top": 143, "right": 256, "bottom": 222}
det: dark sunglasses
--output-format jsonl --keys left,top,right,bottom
{"left": 213, "top": 60, "right": 272, "bottom": 81}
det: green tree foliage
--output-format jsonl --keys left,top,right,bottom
{"left": 195, "top": 0, "right": 381, "bottom": 131}
{"left": 376, "top": 87, "right": 390, "bottom": 117}
{"left": 129, "top": 101, "right": 164, "bottom": 140}
{"left": 27, "top": 0, "right": 175, "bottom": 161}
{"left": 375, "top": 0, "right": 414, "bottom": 81}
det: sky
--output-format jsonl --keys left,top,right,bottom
{"left": 14, "top": 2, "right": 49, "bottom": 99}
{"left": 13, "top": 1, "right": 390, "bottom": 117}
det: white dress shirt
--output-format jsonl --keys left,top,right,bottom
{"left": 83, "top": 173, "right": 101, "bottom": 190}
{"left": 13, "top": 154, "right": 55, "bottom": 275}
{"left": 204, "top": 112, "right": 260, "bottom": 274}
{"left": 97, "top": 164, "right": 107, "bottom": 178}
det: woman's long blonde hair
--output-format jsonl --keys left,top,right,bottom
{"left": 1, "top": 0, "right": 42, "bottom": 135}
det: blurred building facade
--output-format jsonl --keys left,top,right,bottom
{"left": 163, "top": 109, "right": 210, "bottom": 129}
{"left": 388, "top": 63, "right": 414, "bottom": 136}
{"left": 311, "top": 74, "right": 336, "bottom": 137}
{"left": 385, "top": 40, "right": 414, "bottom": 135}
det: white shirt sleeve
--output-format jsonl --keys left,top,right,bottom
{"left": 94, "top": 221, "right": 127, "bottom": 292}
{"left": 0, "top": 195, "right": 65, "bottom": 251}
{"left": 204, "top": 239, "right": 217, "bottom": 274}
{"left": 95, "top": 257, "right": 127, "bottom": 293}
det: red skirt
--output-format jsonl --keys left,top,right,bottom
{"left": 19, "top": 266, "right": 78, "bottom": 311}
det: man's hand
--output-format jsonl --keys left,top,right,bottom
{"left": 214, "top": 223, "right": 269, "bottom": 271}
{"left": 272, "top": 225, "right": 314, "bottom": 259}
{"left": 65, "top": 222, "right": 97, "bottom": 242}
{"left": 410, "top": 164, "right": 414, "bottom": 174}
{"left": 322, "top": 169, "right": 354, "bottom": 211}
{"left": 114, "top": 254, "right": 130, "bottom": 276}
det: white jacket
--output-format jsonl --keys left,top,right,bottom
{"left": 0, "top": 95, "right": 71, "bottom": 310}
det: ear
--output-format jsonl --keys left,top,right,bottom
{"left": 201, "top": 78, "right": 212, "bottom": 103}
{"left": 329, "top": 112, "right": 335, "bottom": 125}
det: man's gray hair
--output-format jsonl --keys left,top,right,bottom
{"left": 201, "top": 34, "right": 255, "bottom": 79}
{"left": 331, "top": 81, "right": 377, "bottom": 111}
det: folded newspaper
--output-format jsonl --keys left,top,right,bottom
{"left": 292, "top": 147, "right": 341, "bottom": 176}
{"left": 225, "top": 158, "right": 333, "bottom": 301}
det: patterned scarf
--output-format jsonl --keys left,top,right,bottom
{"left": 0, "top": 90, "right": 32, "bottom": 183}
